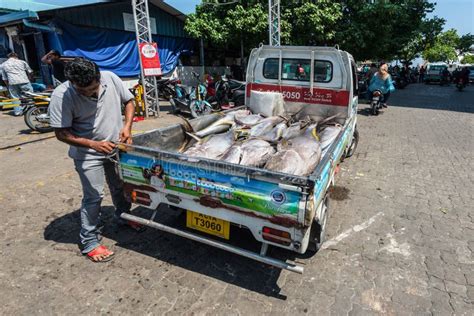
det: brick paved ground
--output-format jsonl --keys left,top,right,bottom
{"left": 0, "top": 85, "right": 472, "bottom": 315}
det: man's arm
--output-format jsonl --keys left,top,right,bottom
{"left": 119, "top": 100, "right": 135, "bottom": 144}
{"left": 41, "top": 51, "right": 53, "bottom": 65}
{"left": 54, "top": 128, "right": 116, "bottom": 154}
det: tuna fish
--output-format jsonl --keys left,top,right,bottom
{"left": 191, "top": 110, "right": 250, "bottom": 139}
{"left": 220, "top": 144, "right": 243, "bottom": 164}
{"left": 235, "top": 113, "right": 263, "bottom": 127}
{"left": 319, "top": 124, "right": 342, "bottom": 156}
{"left": 265, "top": 150, "right": 306, "bottom": 175}
{"left": 239, "top": 139, "right": 275, "bottom": 167}
{"left": 268, "top": 124, "right": 321, "bottom": 176}
{"left": 184, "top": 131, "right": 234, "bottom": 160}
{"left": 281, "top": 122, "right": 305, "bottom": 140}
{"left": 260, "top": 122, "right": 287, "bottom": 142}
{"left": 249, "top": 116, "right": 285, "bottom": 138}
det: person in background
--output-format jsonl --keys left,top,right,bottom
{"left": 441, "top": 67, "right": 450, "bottom": 85}
{"left": 1, "top": 52, "right": 33, "bottom": 99}
{"left": 49, "top": 57, "right": 142, "bottom": 263}
{"left": 41, "top": 50, "right": 66, "bottom": 85}
{"left": 368, "top": 63, "right": 395, "bottom": 108}
{"left": 419, "top": 65, "right": 426, "bottom": 83}
{"left": 460, "top": 66, "right": 470, "bottom": 85}
{"left": 365, "top": 63, "right": 378, "bottom": 82}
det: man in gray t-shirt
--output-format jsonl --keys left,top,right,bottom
{"left": 49, "top": 58, "right": 140, "bottom": 262}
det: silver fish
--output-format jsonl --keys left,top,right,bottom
{"left": 260, "top": 122, "right": 287, "bottom": 142}
{"left": 265, "top": 150, "right": 306, "bottom": 175}
{"left": 220, "top": 144, "right": 243, "bottom": 164}
{"left": 271, "top": 124, "right": 321, "bottom": 176}
{"left": 249, "top": 116, "right": 285, "bottom": 138}
{"left": 319, "top": 125, "right": 342, "bottom": 156}
{"left": 192, "top": 113, "right": 235, "bottom": 138}
{"left": 281, "top": 122, "right": 305, "bottom": 140}
{"left": 235, "top": 113, "right": 263, "bottom": 127}
{"left": 184, "top": 131, "right": 234, "bottom": 160}
{"left": 240, "top": 139, "right": 275, "bottom": 167}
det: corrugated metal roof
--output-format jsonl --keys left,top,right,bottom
{"left": 41, "top": 1, "right": 188, "bottom": 38}
{"left": 0, "top": 1, "right": 112, "bottom": 12}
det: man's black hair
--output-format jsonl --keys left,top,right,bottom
{"left": 50, "top": 50, "right": 61, "bottom": 58}
{"left": 64, "top": 57, "right": 100, "bottom": 87}
{"left": 371, "top": 63, "right": 376, "bottom": 67}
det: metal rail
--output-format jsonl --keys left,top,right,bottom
{"left": 121, "top": 213, "right": 304, "bottom": 274}
{"left": 132, "top": 0, "right": 160, "bottom": 117}
{"left": 268, "top": 0, "right": 281, "bottom": 46}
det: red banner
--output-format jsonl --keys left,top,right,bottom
{"left": 247, "top": 83, "right": 350, "bottom": 107}
{"left": 139, "top": 42, "right": 162, "bottom": 76}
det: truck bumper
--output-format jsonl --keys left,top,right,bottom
{"left": 121, "top": 212, "right": 304, "bottom": 274}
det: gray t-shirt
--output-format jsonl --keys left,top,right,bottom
{"left": 49, "top": 71, "right": 134, "bottom": 160}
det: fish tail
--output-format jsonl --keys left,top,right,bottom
{"left": 186, "top": 132, "right": 202, "bottom": 142}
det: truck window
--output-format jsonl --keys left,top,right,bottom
{"left": 263, "top": 58, "right": 333, "bottom": 82}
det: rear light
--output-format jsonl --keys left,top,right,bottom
{"left": 130, "top": 190, "right": 151, "bottom": 206}
{"left": 176, "top": 79, "right": 181, "bottom": 84}
{"left": 262, "top": 226, "right": 291, "bottom": 246}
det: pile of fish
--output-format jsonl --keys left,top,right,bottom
{"left": 181, "top": 109, "right": 341, "bottom": 177}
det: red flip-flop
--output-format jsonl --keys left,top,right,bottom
{"left": 86, "top": 245, "right": 115, "bottom": 263}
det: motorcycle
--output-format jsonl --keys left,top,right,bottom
{"left": 20, "top": 92, "right": 53, "bottom": 133}
{"left": 213, "top": 75, "right": 246, "bottom": 109}
{"left": 156, "top": 77, "right": 178, "bottom": 100}
{"left": 393, "top": 74, "right": 407, "bottom": 89}
{"left": 456, "top": 78, "right": 466, "bottom": 91}
{"left": 170, "top": 72, "right": 213, "bottom": 118}
{"left": 370, "top": 90, "right": 384, "bottom": 116}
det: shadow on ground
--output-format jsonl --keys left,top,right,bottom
{"left": 387, "top": 83, "right": 474, "bottom": 114}
{"left": 43, "top": 205, "right": 312, "bottom": 299}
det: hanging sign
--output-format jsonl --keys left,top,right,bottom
{"left": 139, "top": 42, "right": 162, "bottom": 76}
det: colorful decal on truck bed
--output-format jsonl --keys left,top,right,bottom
{"left": 120, "top": 153, "right": 302, "bottom": 216}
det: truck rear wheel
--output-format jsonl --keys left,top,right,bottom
{"left": 308, "top": 195, "right": 329, "bottom": 253}
{"left": 345, "top": 127, "right": 359, "bottom": 158}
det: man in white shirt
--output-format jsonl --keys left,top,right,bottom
{"left": 1, "top": 52, "right": 33, "bottom": 98}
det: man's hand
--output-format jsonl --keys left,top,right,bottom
{"left": 119, "top": 126, "right": 133, "bottom": 144}
{"left": 90, "top": 140, "right": 116, "bottom": 154}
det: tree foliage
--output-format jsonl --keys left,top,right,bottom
{"left": 461, "top": 54, "right": 474, "bottom": 64}
{"left": 336, "top": 0, "right": 438, "bottom": 61}
{"left": 184, "top": 0, "right": 448, "bottom": 63}
{"left": 396, "top": 17, "right": 445, "bottom": 65}
{"left": 423, "top": 29, "right": 461, "bottom": 62}
{"left": 457, "top": 34, "right": 474, "bottom": 55}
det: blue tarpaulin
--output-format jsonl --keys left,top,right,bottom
{"left": 0, "top": 10, "right": 38, "bottom": 26}
{"left": 47, "top": 19, "right": 194, "bottom": 77}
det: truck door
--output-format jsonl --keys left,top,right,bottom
{"left": 349, "top": 59, "right": 359, "bottom": 115}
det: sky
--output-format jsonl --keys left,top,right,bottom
{"left": 165, "top": 0, "right": 473, "bottom": 35}
{"left": 1, "top": 0, "right": 471, "bottom": 35}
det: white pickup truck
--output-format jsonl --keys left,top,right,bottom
{"left": 117, "top": 45, "right": 359, "bottom": 273}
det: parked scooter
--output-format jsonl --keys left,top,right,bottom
{"left": 156, "top": 77, "right": 178, "bottom": 100}
{"left": 170, "top": 72, "right": 213, "bottom": 117}
{"left": 370, "top": 90, "right": 384, "bottom": 115}
{"left": 213, "top": 75, "right": 246, "bottom": 109}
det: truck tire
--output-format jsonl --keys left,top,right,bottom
{"left": 307, "top": 195, "right": 329, "bottom": 253}
{"left": 345, "top": 127, "right": 359, "bottom": 158}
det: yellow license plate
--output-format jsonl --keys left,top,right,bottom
{"left": 186, "top": 211, "right": 230, "bottom": 240}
